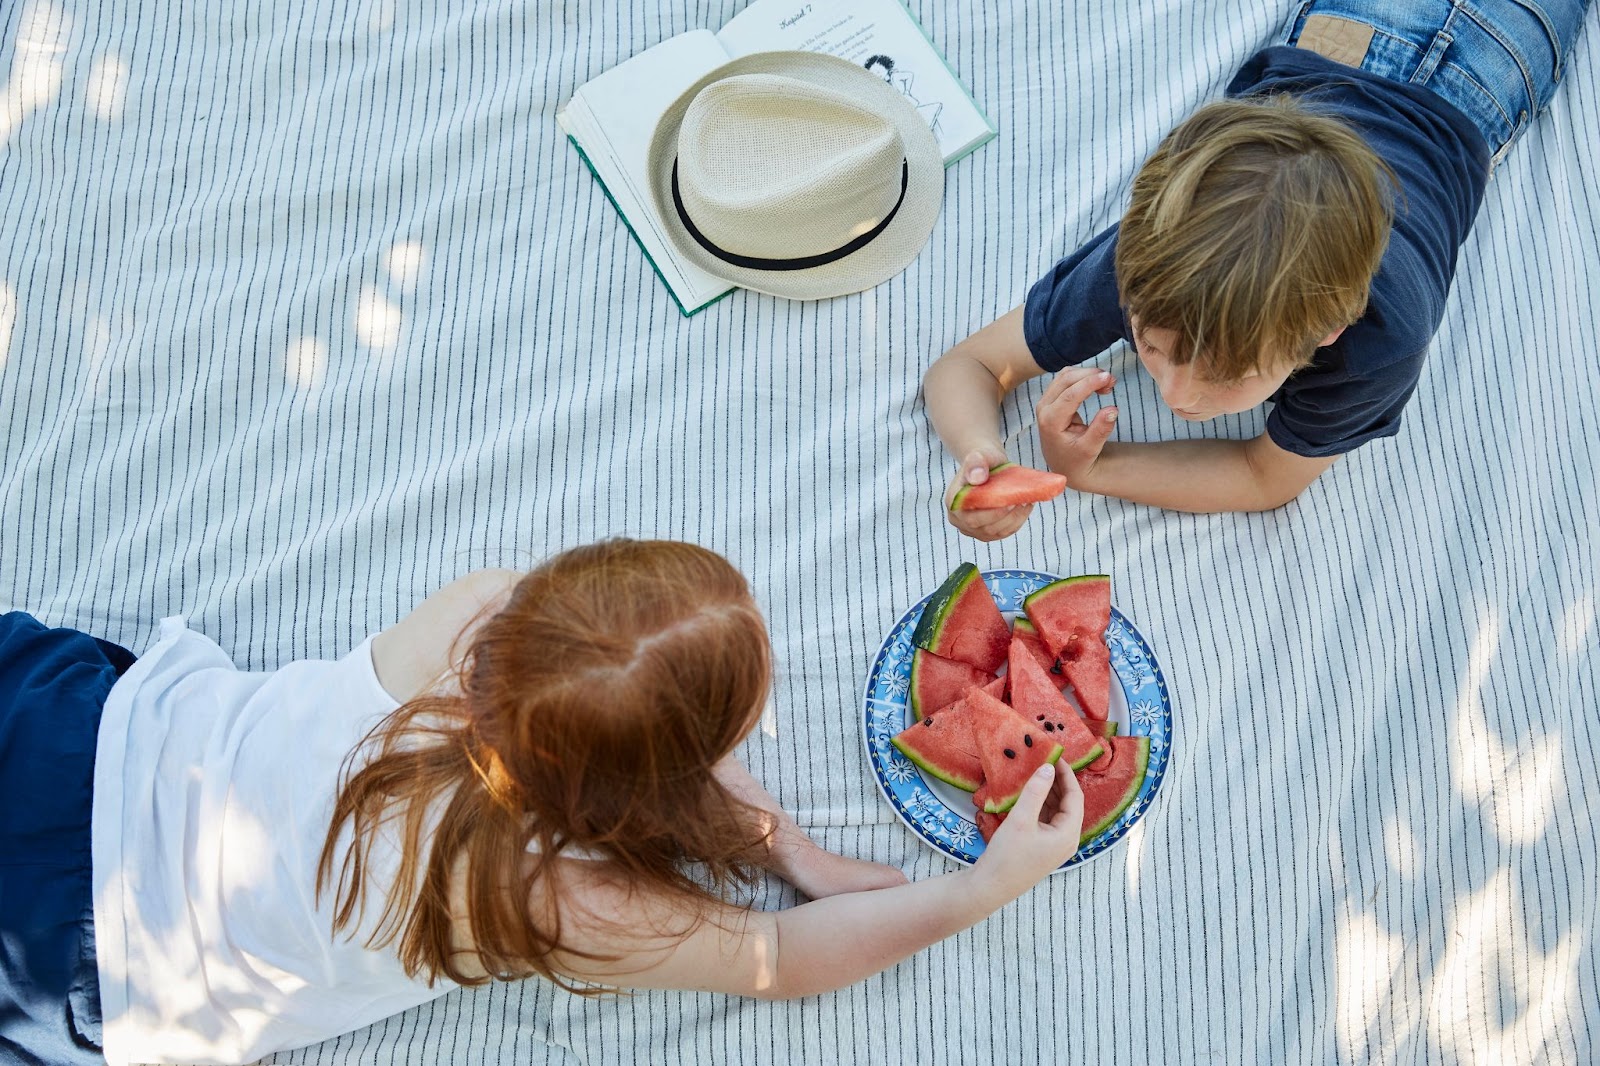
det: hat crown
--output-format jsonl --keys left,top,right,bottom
{"left": 675, "top": 74, "right": 907, "bottom": 261}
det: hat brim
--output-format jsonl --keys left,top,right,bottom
{"left": 647, "top": 51, "right": 944, "bottom": 302}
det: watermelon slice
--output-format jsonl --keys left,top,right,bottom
{"left": 1087, "top": 719, "right": 1119, "bottom": 738}
{"left": 890, "top": 680, "right": 1006, "bottom": 790}
{"left": 1006, "top": 643, "right": 1105, "bottom": 771}
{"left": 891, "top": 705, "right": 981, "bottom": 792}
{"left": 912, "top": 564, "right": 1010, "bottom": 674}
{"left": 966, "top": 691, "right": 1064, "bottom": 813}
{"left": 949, "top": 463, "right": 1069, "bottom": 511}
{"left": 1078, "top": 735, "right": 1150, "bottom": 844}
{"left": 1024, "top": 575, "right": 1113, "bottom": 720}
{"left": 908, "top": 649, "right": 997, "bottom": 721}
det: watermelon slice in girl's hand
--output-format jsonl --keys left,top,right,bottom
{"left": 908, "top": 649, "right": 997, "bottom": 720}
{"left": 1006, "top": 643, "right": 1105, "bottom": 771}
{"left": 1077, "top": 735, "right": 1150, "bottom": 845}
{"left": 949, "top": 463, "right": 1070, "bottom": 511}
{"left": 965, "top": 691, "right": 1064, "bottom": 813}
{"left": 912, "top": 563, "right": 1011, "bottom": 674}
{"left": 1023, "top": 575, "right": 1113, "bottom": 720}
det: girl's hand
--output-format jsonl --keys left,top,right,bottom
{"left": 1036, "top": 369, "right": 1118, "bottom": 489}
{"left": 944, "top": 445, "right": 1034, "bottom": 542}
{"left": 971, "top": 762, "right": 1084, "bottom": 901}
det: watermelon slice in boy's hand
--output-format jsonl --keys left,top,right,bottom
{"left": 949, "top": 462, "right": 1069, "bottom": 511}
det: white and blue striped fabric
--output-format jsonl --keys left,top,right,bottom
{"left": 2, "top": 0, "right": 1597, "bottom": 1063}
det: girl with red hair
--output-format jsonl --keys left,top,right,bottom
{"left": 1, "top": 539, "right": 1081, "bottom": 1065}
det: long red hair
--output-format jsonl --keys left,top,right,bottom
{"left": 316, "top": 540, "right": 774, "bottom": 989}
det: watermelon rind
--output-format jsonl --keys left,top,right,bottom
{"left": 948, "top": 462, "right": 1014, "bottom": 511}
{"left": 911, "top": 563, "right": 1011, "bottom": 674}
{"left": 1078, "top": 736, "right": 1150, "bottom": 844}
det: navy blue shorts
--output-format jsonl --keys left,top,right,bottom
{"left": 0, "top": 612, "right": 134, "bottom": 1066}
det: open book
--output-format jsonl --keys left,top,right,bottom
{"left": 557, "top": 0, "right": 996, "bottom": 315}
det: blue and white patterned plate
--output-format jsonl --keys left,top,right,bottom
{"left": 862, "top": 569, "right": 1172, "bottom": 870}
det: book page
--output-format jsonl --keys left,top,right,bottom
{"left": 716, "top": 0, "right": 994, "bottom": 162}
{"left": 560, "top": 31, "right": 734, "bottom": 313}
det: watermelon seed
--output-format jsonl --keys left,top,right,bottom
{"left": 1003, "top": 748, "right": 1016, "bottom": 759}
{"left": 922, "top": 719, "right": 933, "bottom": 727}
{"left": 1035, "top": 715, "right": 1045, "bottom": 721}
{"left": 1024, "top": 735, "right": 1033, "bottom": 748}
{"left": 1043, "top": 722, "right": 1054, "bottom": 732}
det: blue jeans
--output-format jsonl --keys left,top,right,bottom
{"left": 1288, "top": 0, "right": 1594, "bottom": 163}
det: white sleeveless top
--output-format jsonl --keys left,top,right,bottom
{"left": 91, "top": 618, "right": 455, "bottom": 1066}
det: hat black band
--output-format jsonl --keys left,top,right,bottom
{"left": 670, "top": 159, "right": 909, "bottom": 272}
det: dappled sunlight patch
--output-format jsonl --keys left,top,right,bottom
{"left": 355, "top": 285, "right": 402, "bottom": 349}
{"left": 1556, "top": 593, "right": 1595, "bottom": 660}
{"left": 1424, "top": 869, "right": 1584, "bottom": 1064}
{"left": 383, "top": 241, "right": 426, "bottom": 292}
{"left": 1382, "top": 814, "right": 1421, "bottom": 882}
{"left": 367, "top": 0, "right": 398, "bottom": 34}
{"left": 758, "top": 697, "right": 777, "bottom": 739}
{"left": 0, "top": 279, "right": 15, "bottom": 368}
{"left": 1122, "top": 817, "right": 1147, "bottom": 897}
{"left": 1451, "top": 607, "right": 1502, "bottom": 808}
{"left": 0, "top": 1, "right": 71, "bottom": 146}
{"left": 1450, "top": 606, "right": 1563, "bottom": 845}
{"left": 285, "top": 336, "right": 328, "bottom": 390}
{"left": 1334, "top": 910, "right": 1406, "bottom": 1061}
{"left": 85, "top": 53, "right": 128, "bottom": 120}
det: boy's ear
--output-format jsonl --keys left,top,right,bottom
{"left": 1317, "top": 326, "right": 1347, "bottom": 347}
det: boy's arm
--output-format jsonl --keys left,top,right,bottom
{"left": 923, "top": 307, "right": 1113, "bottom": 540}
{"left": 1037, "top": 372, "right": 1338, "bottom": 512}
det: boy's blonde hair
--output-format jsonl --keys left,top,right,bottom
{"left": 1115, "top": 95, "right": 1395, "bottom": 381}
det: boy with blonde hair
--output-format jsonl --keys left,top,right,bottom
{"left": 925, "top": 1, "right": 1592, "bottom": 531}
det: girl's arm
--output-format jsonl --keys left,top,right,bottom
{"left": 550, "top": 762, "right": 1081, "bottom": 999}
{"left": 370, "top": 569, "right": 522, "bottom": 701}
{"left": 714, "top": 754, "right": 907, "bottom": 898}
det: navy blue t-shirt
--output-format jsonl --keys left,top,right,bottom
{"left": 1024, "top": 46, "right": 1492, "bottom": 457}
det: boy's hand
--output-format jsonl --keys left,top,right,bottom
{"left": 1037, "top": 368, "right": 1118, "bottom": 488}
{"left": 943, "top": 445, "right": 1033, "bottom": 542}
{"left": 971, "top": 763, "right": 1084, "bottom": 901}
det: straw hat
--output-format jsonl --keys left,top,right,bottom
{"left": 647, "top": 51, "right": 943, "bottom": 300}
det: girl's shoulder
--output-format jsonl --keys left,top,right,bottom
{"left": 370, "top": 569, "right": 522, "bottom": 702}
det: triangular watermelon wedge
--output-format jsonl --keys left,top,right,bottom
{"left": 890, "top": 679, "right": 1007, "bottom": 791}
{"left": 949, "top": 463, "right": 1069, "bottom": 511}
{"left": 912, "top": 563, "right": 1011, "bottom": 674}
{"left": 908, "top": 648, "right": 997, "bottom": 721}
{"left": 1006, "top": 642, "right": 1105, "bottom": 771}
{"left": 891, "top": 704, "right": 981, "bottom": 792}
{"left": 1023, "top": 575, "right": 1113, "bottom": 720}
{"left": 1077, "top": 735, "right": 1150, "bottom": 845}
{"left": 965, "top": 691, "right": 1063, "bottom": 813}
